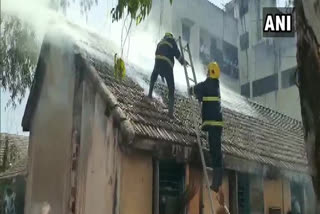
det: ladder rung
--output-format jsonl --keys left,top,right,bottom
{"left": 188, "top": 77, "right": 195, "bottom": 83}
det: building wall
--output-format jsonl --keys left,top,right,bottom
{"left": 202, "top": 171, "right": 229, "bottom": 214}
{"left": 236, "top": 0, "right": 301, "bottom": 120}
{"left": 25, "top": 37, "right": 76, "bottom": 214}
{"left": 264, "top": 178, "right": 291, "bottom": 214}
{"left": 119, "top": 151, "right": 153, "bottom": 214}
{"left": 78, "top": 81, "right": 121, "bottom": 214}
{"left": 189, "top": 166, "right": 202, "bottom": 214}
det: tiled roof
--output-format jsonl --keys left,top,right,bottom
{"left": 0, "top": 133, "right": 28, "bottom": 179}
{"left": 22, "top": 20, "right": 309, "bottom": 174}
{"left": 84, "top": 54, "right": 309, "bottom": 174}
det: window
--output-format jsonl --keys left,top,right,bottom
{"left": 210, "top": 39, "right": 223, "bottom": 65}
{"left": 240, "top": 32, "right": 249, "bottom": 50}
{"left": 281, "top": 67, "right": 297, "bottom": 89}
{"left": 290, "top": 182, "right": 305, "bottom": 214}
{"left": 222, "top": 41, "right": 239, "bottom": 79}
{"left": 250, "top": 175, "right": 264, "bottom": 213}
{"left": 182, "top": 23, "right": 191, "bottom": 43}
{"left": 154, "top": 160, "right": 185, "bottom": 214}
{"left": 210, "top": 38, "right": 217, "bottom": 51}
{"left": 238, "top": 173, "right": 250, "bottom": 214}
{"left": 239, "top": 0, "right": 249, "bottom": 17}
{"left": 241, "top": 83, "right": 250, "bottom": 97}
{"left": 252, "top": 74, "right": 278, "bottom": 97}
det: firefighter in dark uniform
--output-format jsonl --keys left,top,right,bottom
{"left": 188, "top": 62, "right": 224, "bottom": 193}
{"left": 148, "top": 32, "right": 188, "bottom": 118}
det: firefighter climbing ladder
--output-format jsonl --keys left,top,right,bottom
{"left": 177, "top": 36, "right": 215, "bottom": 214}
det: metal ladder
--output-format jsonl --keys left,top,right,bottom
{"left": 177, "top": 36, "right": 215, "bottom": 214}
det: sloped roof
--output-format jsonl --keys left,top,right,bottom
{"left": 0, "top": 133, "right": 28, "bottom": 179}
{"left": 21, "top": 21, "right": 309, "bottom": 175}
{"left": 86, "top": 55, "right": 308, "bottom": 174}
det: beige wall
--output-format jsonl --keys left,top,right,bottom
{"left": 264, "top": 178, "right": 291, "bottom": 214}
{"left": 25, "top": 39, "right": 76, "bottom": 214}
{"left": 189, "top": 167, "right": 202, "bottom": 214}
{"left": 81, "top": 87, "right": 121, "bottom": 214}
{"left": 203, "top": 172, "right": 229, "bottom": 214}
{"left": 119, "top": 151, "right": 153, "bottom": 214}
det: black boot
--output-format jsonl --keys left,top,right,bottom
{"left": 168, "top": 96, "right": 174, "bottom": 119}
{"left": 148, "top": 85, "right": 154, "bottom": 99}
{"left": 148, "top": 71, "right": 158, "bottom": 99}
{"left": 210, "top": 168, "right": 223, "bottom": 193}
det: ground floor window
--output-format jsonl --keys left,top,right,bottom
{"left": 153, "top": 160, "right": 185, "bottom": 214}
{"left": 290, "top": 182, "right": 304, "bottom": 214}
{"left": 238, "top": 172, "right": 250, "bottom": 214}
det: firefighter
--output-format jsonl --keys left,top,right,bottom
{"left": 148, "top": 32, "right": 189, "bottom": 118}
{"left": 188, "top": 62, "right": 224, "bottom": 193}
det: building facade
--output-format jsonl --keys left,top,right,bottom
{"left": 226, "top": 0, "right": 301, "bottom": 120}
{"left": 144, "top": 0, "right": 301, "bottom": 121}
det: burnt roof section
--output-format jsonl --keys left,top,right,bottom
{"left": 0, "top": 133, "right": 28, "bottom": 179}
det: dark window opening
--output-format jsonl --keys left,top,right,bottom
{"left": 222, "top": 41, "right": 239, "bottom": 79}
{"left": 210, "top": 38, "right": 217, "bottom": 51}
{"left": 281, "top": 67, "right": 297, "bottom": 89}
{"left": 154, "top": 160, "right": 185, "bottom": 214}
{"left": 252, "top": 74, "right": 278, "bottom": 97}
{"left": 239, "top": 0, "right": 249, "bottom": 17}
{"left": 238, "top": 173, "right": 250, "bottom": 214}
{"left": 229, "top": 170, "right": 238, "bottom": 214}
{"left": 250, "top": 175, "right": 264, "bottom": 213}
{"left": 182, "top": 23, "right": 191, "bottom": 43}
{"left": 240, "top": 32, "right": 249, "bottom": 51}
{"left": 290, "top": 182, "right": 305, "bottom": 214}
{"left": 210, "top": 39, "right": 223, "bottom": 68}
{"left": 241, "top": 83, "right": 250, "bottom": 97}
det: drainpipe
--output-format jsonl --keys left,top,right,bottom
{"left": 282, "top": 178, "right": 285, "bottom": 214}
{"left": 154, "top": 159, "right": 159, "bottom": 214}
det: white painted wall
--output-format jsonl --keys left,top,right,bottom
{"left": 234, "top": 0, "right": 301, "bottom": 120}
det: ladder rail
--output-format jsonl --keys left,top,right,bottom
{"left": 178, "top": 37, "right": 191, "bottom": 90}
{"left": 177, "top": 36, "right": 215, "bottom": 214}
{"left": 186, "top": 43, "right": 197, "bottom": 84}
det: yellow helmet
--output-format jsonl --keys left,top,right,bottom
{"left": 208, "top": 62, "right": 221, "bottom": 79}
{"left": 165, "top": 32, "right": 174, "bottom": 38}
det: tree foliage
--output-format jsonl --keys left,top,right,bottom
{"left": 111, "top": 0, "right": 152, "bottom": 25}
{"left": 1, "top": 0, "right": 173, "bottom": 107}
{"left": 0, "top": 15, "right": 38, "bottom": 108}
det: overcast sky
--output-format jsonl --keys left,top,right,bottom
{"left": 0, "top": 0, "right": 289, "bottom": 136}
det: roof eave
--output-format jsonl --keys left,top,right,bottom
{"left": 78, "top": 54, "right": 136, "bottom": 145}
{"left": 22, "top": 40, "right": 51, "bottom": 132}
{"left": 132, "top": 137, "right": 312, "bottom": 179}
